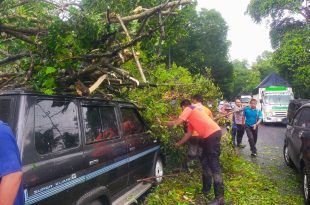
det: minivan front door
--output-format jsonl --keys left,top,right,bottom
{"left": 120, "top": 107, "right": 157, "bottom": 186}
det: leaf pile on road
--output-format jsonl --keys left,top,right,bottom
{"left": 145, "top": 134, "right": 303, "bottom": 205}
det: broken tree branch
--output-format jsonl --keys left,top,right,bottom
{"left": 4, "top": 29, "right": 36, "bottom": 44}
{"left": 89, "top": 74, "right": 108, "bottom": 94}
{"left": 110, "top": 0, "right": 192, "bottom": 23}
{"left": 137, "top": 174, "right": 179, "bottom": 183}
{"left": 0, "top": 52, "right": 31, "bottom": 66}
{"left": 0, "top": 24, "right": 48, "bottom": 36}
{"left": 116, "top": 14, "right": 147, "bottom": 83}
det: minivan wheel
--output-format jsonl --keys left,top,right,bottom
{"left": 283, "top": 143, "right": 294, "bottom": 168}
{"left": 153, "top": 157, "right": 164, "bottom": 183}
{"left": 303, "top": 167, "right": 310, "bottom": 205}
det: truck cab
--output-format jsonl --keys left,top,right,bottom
{"left": 259, "top": 87, "right": 294, "bottom": 123}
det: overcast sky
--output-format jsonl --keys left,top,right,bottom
{"left": 197, "top": 0, "right": 273, "bottom": 65}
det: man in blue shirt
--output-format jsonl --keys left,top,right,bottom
{"left": 242, "top": 99, "right": 263, "bottom": 157}
{"left": 0, "top": 121, "right": 24, "bottom": 205}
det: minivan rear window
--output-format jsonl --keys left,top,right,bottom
{"left": 0, "top": 98, "right": 13, "bottom": 126}
{"left": 82, "top": 106, "right": 119, "bottom": 143}
{"left": 34, "top": 100, "right": 80, "bottom": 155}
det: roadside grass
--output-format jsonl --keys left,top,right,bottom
{"left": 145, "top": 134, "right": 303, "bottom": 205}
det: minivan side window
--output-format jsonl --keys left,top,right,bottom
{"left": 120, "top": 108, "right": 145, "bottom": 135}
{"left": 293, "top": 111, "right": 302, "bottom": 126}
{"left": 35, "top": 100, "right": 79, "bottom": 155}
{"left": 82, "top": 106, "right": 119, "bottom": 143}
{"left": 297, "top": 108, "right": 310, "bottom": 129}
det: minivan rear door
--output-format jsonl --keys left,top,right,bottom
{"left": 81, "top": 101, "right": 128, "bottom": 196}
{"left": 23, "top": 98, "right": 85, "bottom": 205}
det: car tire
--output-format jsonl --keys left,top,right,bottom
{"left": 283, "top": 143, "right": 294, "bottom": 168}
{"left": 303, "top": 167, "right": 310, "bottom": 205}
{"left": 153, "top": 157, "right": 164, "bottom": 183}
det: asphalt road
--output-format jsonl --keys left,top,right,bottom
{"left": 239, "top": 124, "right": 287, "bottom": 165}
{"left": 238, "top": 124, "right": 303, "bottom": 197}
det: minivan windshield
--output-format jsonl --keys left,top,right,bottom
{"left": 0, "top": 98, "right": 12, "bottom": 125}
{"left": 264, "top": 95, "right": 294, "bottom": 105}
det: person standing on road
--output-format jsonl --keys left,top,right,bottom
{"left": 232, "top": 99, "right": 246, "bottom": 148}
{"left": 0, "top": 121, "right": 24, "bottom": 205}
{"left": 242, "top": 99, "right": 263, "bottom": 157}
{"left": 160, "top": 99, "right": 225, "bottom": 205}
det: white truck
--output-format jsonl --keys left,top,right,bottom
{"left": 252, "top": 74, "right": 294, "bottom": 123}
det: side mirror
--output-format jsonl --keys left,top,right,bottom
{"left": 281, "top": 118, "right": 289, "bottom": 125}
{"left": 260, "top": 99, "right": 263, "bottom": 104}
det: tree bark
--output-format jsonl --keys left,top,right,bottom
{"left": 110, "top": 0, "right": 192, "bottom": 23}
{"left": 117, "top": 14, "right": 147, "bottom": 82}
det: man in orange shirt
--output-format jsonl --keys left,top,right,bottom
{"left": 162, "top": 99, "right": 224, "bottom": 205}
{"left": 190, "top": 94, "right": 213, "bottom": 159}
{"left": 187, "top": 94, "right": 213, "bottom": 159}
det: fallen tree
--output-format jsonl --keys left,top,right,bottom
{"left": 0, "top": 0, "right": 192, "bottom": 95}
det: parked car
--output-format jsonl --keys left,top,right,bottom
{"left": 0, "top": 90, "right": 164, "bottom": 205}
{"left": 283, "top": 103, "right": 310, "bottom": 204}
{"left": 287, "top": 99, "right": 310, "bottom": 124}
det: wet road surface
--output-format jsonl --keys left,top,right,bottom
{"left": 238, "top": 124, "right": 303, "bottom": 197}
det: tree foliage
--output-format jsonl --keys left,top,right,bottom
{"left": 166, "top": 9, "right": 233, "bottom": 98}
{"left": 272, "top": 29, "right": 310, "bottom": 98}
{"left": 125, "top": 64, "right": 221, "bottom": 162}
{"left": 0, "top": 0, "right": 192, "bottom": 95}
{"left": 247, "top": 0, "right": 309, "bottom": 98}
{"left": 231, "top": 59, "right": 261, "bottom": 97}
{"left": 247, "top": 0, "right": 309, "bottom": 48}
{"left": 252, "top": 51, "right": 278, "bottom": 80}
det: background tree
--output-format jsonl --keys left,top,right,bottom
{"left": 272, "top": 29, "right": 310, "bottom": 98}
{"left": 247, "top": 0, "right": 310, "bottom": 98}
{"left": 247, "top": 0, "right": 309, "bottom": 48}
{"left": 165, "top": 8, "right": 233, "bottom": 98}
{"left": 231, "top": 59, "right": 261, "bottom": 98}
{"left": 252, "top": 51, "right": 278, "bottom": 81}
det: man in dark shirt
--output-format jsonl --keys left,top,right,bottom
{"left": 0, "top": 121, "right": 24, "bottom": 205}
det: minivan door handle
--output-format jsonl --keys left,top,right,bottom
{"left": 89, "top": 159, "right": 99, "bottom": 166}
{"left": 299, "top": 131, "right": 304, "bottom": 138}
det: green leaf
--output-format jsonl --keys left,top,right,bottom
{"left": 45, "top": 67, "right": 57, "bottom": 74}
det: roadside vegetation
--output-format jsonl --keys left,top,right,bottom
{"left": 145, "top": 134, "right": 304, "bottom": 205}
{"left": 0, "top": 1, "right": 308, "bottom": 204}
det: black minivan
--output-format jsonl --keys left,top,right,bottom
{"left": 283, "top": 102, "right": 310, "bottom": 204}
{"left": 0, "top": 90, "right": 164, "bottom": 205}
